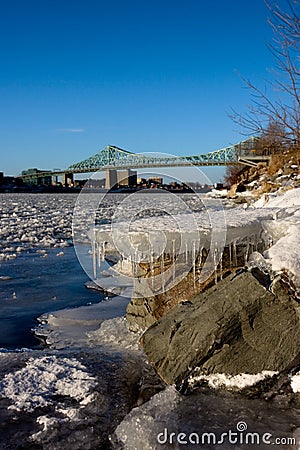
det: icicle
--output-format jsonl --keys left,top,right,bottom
{"left": 228, "top": 243, "right": 232, "bottom": 268}
{"left": 160, "top": 252, "right": 164, "bottom": 275}
{"left": 150, "top": 245, "right": 154, "bottom": 289}
{"left": 134, "top": 248, "right": 138, "bottom": 277}
{"left": 92, "top": 239, "right": 97, "bottom": 279}
{"left": 214, "top": 247, "right": 218, "bottom": 284}
{"left": 161, "top": 252, "right": 165, "bottom": 293}
{"left": 233, "top": 240, "right": 237, "bottom": 267}
{"left": 102, "top": 241, "right": 106, "bottom": 261}
{"left": 97, "top": 243, "right": 101, "bottom": 268}
{"left": 198, "top": 247, "right": 203, "bottom": 285}
{"left": 130, "top": 254, "right": 134, "bottom": 276}
{"left": 185, "top": 241, "right": 189, "bottom": 264}
{"left": 192, "top": 241, "right": 196, "bottom": 287}
{"left": 244, "top": 239, "right": 250, "bottom": 264}
{"left": 150, "top": 248, "right": 154, "bottom": 275}
{"left": 219, "top": 252, "right": 223, "bottom": 280}
{"left": 172, "top": 240, "right": 176, "bottom": 281}
{"left": 268, "top": 235, "right": 273, "bottom": 249}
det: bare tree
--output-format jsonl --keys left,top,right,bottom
{"left": 224, "top": 164, "right": 244, "bottom": 186}
{"left": 230, "top": 0, "right": 300, "bottom": 150}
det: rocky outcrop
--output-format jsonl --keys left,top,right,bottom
{"left": 226, "top": 151, "right": 300, "bottom": 198}
{"left": 140, "top": 270, "right": 300, "bottom": 386}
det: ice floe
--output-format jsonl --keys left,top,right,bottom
{"left": 0, "top": 193, "right": 75, "bottom": 259}
{"left": 0, "top": 355, "right": 97, "bottom": 412}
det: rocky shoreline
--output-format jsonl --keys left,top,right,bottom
{"left": 140, "top": 269, "right": 300, "bottom": 392}
{"left": 128, "top": 191, "right": 300, "bottom": 407}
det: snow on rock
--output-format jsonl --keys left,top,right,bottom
{"left": 253, "top": 187, "right": 300, "bottom": 209}
{"left": 0, "top": 355, "right": 97, "bottom": 412}
{"left": 264, "top": 225, "right": 300, "bottom": 289}
{"left": 188, "top": 370, "right": 278, "bottom": 391}
{"left": 291, "top": 373, "right": 300, "bottom": 393}
{"left": 252, "top": 188, "right": 300, "bottom": 291}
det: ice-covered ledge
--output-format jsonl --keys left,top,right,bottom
{"left": 73, "top": 187, "right": 300, "bottom": 298}
{"left": 82, "top": 205, "right": 276, "bottom": 299}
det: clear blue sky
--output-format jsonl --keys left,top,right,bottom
{"left": 0, "top": 0, "right": 284, "bottom": 182}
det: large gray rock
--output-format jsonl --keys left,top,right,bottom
{"left": 126, "top": 269, "right": 203, "bottom": 332}
{"left": 140, "top": 271, "right": 300, "bottom": 385}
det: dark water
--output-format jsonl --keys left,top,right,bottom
{"left": 0, "top": 246, "right": 103, "bottom": 348}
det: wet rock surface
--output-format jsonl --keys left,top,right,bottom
{"left": 140, "top": 270, "right": 300, "bottom": 386}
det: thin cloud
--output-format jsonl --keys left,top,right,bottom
{"left": 53, "top": 128, "right": 85, "bottom": 133}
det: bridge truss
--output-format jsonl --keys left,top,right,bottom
{"left": 67, "top": 137, "right": 264, "bottom": 172}
{"left": 19, "top": 137, "right": 270, "bottom": 182}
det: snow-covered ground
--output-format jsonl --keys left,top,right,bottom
{"left": 253, "top": 187, "right": 300, "bottom": 292}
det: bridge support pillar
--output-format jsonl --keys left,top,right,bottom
{"left": 105, "top": 169, "right": 118, "bottom": 189}
{"left": 52, "top": 175, "right": 58, "bottom": 185}
{"left": 62, "top": 173, "right": 74, "bottom": 187}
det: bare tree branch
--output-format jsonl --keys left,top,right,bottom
{"left": 231, "top": 0, "right": 300, "bottom": 149}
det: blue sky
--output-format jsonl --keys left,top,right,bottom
{"left": 0, "top": 0, "right": 283, "bottom": 181}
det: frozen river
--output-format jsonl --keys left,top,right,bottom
{"left": 0, "top": 194, "right": 108, "bottom": 348}
{"left": 0, "top": 246, "right": 103, "bottom": 348}
{"left": 0, "top": 192, "right": 299, "bottom": 449}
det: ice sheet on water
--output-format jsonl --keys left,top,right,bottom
{"left": 87, "top": 317, "right": 143, "bottom": 351}
{"left": 33, "top": 296, "right": 130, "bottom": 349}
{"left": 0, "top": 193, "right": 75, "bottom": 259}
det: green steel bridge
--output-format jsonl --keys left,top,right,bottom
{"left": 20, "top": 137, "right": 270, "bottom": 182}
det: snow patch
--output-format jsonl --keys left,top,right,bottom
{"left": 252, "top": 188, "right": 300, "bottom": 290}
{"left": 290, "top": 373, "right": 300, "bottom": 393}
{"left": 0, "top": 355, "right": 97, "bottom": 412}
{"left": 188, "top": 371, "right": 278, "bottom": 390}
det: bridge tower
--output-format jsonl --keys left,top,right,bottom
{"left": 62, "top": 173, "right": 74, "bottom": 187}
{"left": 105, "top": 169, "right": 118, "bottom": 189}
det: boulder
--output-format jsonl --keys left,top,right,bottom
{"left": 227, "top": 183, "right": 238, "bottom": 198}
{"left": 140, "top": 271, "right": 300, "bottom": 386}
{"left": 126, "top": 269, "right": 205, "bottom": 332}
